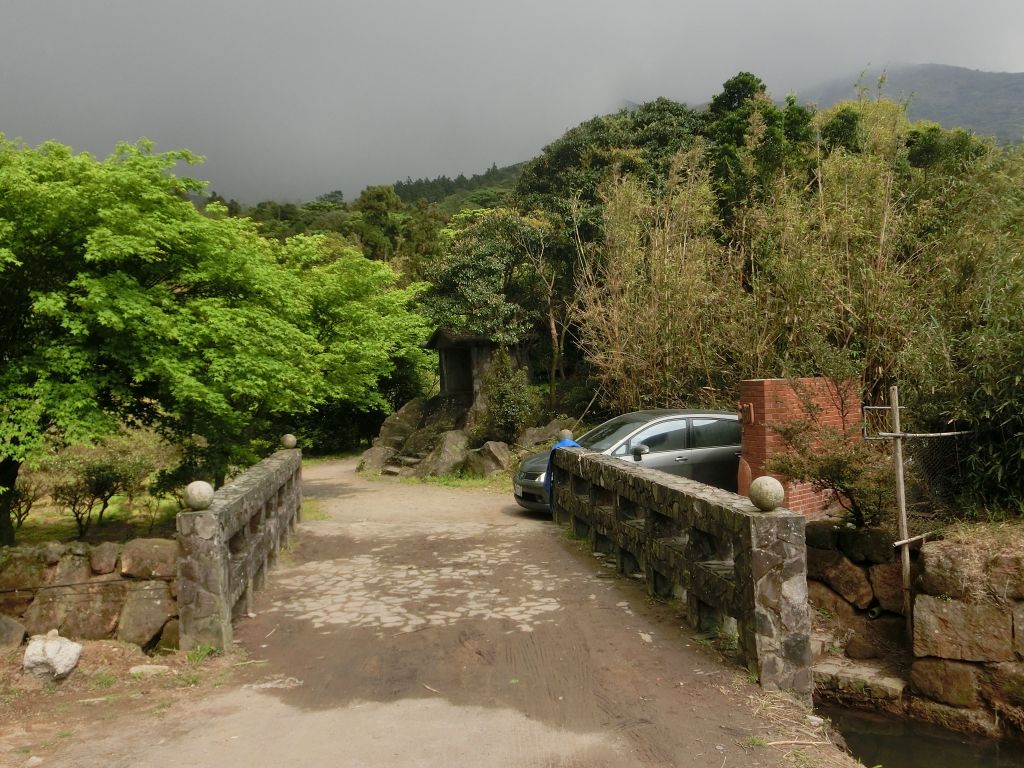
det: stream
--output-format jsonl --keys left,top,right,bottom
{"left": 821, "top": 706, "right": 1024, "bottom": 768}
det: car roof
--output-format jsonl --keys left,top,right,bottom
{"left": 622, "top": 408, "right": 737, "bottom": 419}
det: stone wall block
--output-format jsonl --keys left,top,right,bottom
{"left": 987, "top": 662, "right": 1024, "bottom": 708}
{"left": 805, "top": 520, "right": 840, "bottom": 550}
{"left": 918, "top": 542, "right": 975, "bottom": 599}
{"left": 869, "top": 562, "right": 905, "bottom": 614}
{"left": 0, "top": 548, "right": 49, "bottom": 616}
{"left": 121, "top": 539, "right": 178, "bottom": 580}
{"left": 911, "top": 658, "right": 981, "bottom": 707}
{"left": 838, "top": 527, "right": 895, "bottom": 564}
{"left": 986, "top": 554, "right": 1024, "bottom": 601}
{"left": 89, "top": 542, "right": 120, "bottom": 575}
{"left": 914, "top": 594, "right": 1014, "bottom": 662}
{"left": 117, "top": 581, "right": 175, "bottom": 647}
{"left": 807, "top": 547, "right": 873, "bottom": 608}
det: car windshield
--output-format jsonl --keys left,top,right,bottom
{"left": 576, "top": 414, "right": 651, "bottom": 451}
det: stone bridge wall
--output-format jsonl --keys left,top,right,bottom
{"left": 551, "top": 447, "right": 812, "bottom": 699}
{"left": 177, "top": 448, "right": 302, "bottom": 650}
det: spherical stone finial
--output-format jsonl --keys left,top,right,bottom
{"left": 281, "top": 433, "right": 298, "bottom": 449}
{"left": 184, "top": 480, "right": 215, "bottom": 510}
{"left": 749, "top": 475, "right": 786, "bottom": 512}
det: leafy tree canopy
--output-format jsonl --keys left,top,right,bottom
{"left": 0, "top": 137, "right": 428, "bottom": 543}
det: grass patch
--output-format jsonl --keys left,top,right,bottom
{"left": 743, "top": 735, "right": 768, "bottom": 748}
{"left": 302, "top": 451, "right": 363, "bottom": 467}
{"left": 186, "top": 644, "right": 218, "bottom": 666}
{"left": 175, "top": 671, "right": 201, "bottom": 688}
{"left": 402, "top": 471, "right": 511, "bottom": 494}
{"left": 92, "top": 670, "right": 118, "bottom": 689}
{"left": 301, "top": 499, "right": 329, "bottom": 521}
{"left": 15, "top": 494, "right": 180, "bottom": 545}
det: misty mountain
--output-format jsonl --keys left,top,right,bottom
{"left": 802, "top": 63, "right": 1024, "bottom": 143}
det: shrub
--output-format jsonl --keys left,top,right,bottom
{"left": 477, "top": 348, "right": 539, "bottom": 444}
{"left": 768, "top": 420, "right": 895, "bottom": 529}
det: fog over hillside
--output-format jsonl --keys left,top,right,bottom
{"left": 802, "top": 64, "right": 1024, "bottom": 143}
{"left": 2, "top": 1, "right": 1023, "bottom": 201}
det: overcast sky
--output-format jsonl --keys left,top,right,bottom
{"left": 2, "top": 1, "right": 1022, "bottom": 202}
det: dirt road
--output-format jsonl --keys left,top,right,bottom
{"left": 23, "top": 459, "right": 856, "bottom": 768}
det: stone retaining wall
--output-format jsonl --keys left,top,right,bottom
{"left": 551, "top": 447, "right": 812, "bottom": 699}
{"left": 0, "top": 539, "right": 179, "bottom": 650}
{"left": 807, "top": 525, "right": 1024, "bottom": 738}
{"left": 177, "top": 448, "right": 301, "bottom": 651}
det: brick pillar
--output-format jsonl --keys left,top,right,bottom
{"left": 738, "top": 378, "right": 861, "bottom": 517}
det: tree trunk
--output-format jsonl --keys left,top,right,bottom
{"left": 547, "top": 304, "right": 560, "bottom": 409}
{"left": 0, "top": 458, "right": 22, "bottom": 547}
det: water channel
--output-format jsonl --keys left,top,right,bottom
{"left": 821, "top": 706, "right": 1024, "bottom": 768}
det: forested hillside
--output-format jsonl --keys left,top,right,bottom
{"left": 393, "top": 162, "right": 525, "bottom": 212}
{"left": 803, "top": 63, "right": 1024, "bottom": 143}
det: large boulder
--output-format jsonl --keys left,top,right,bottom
{"left": 117, "top": 581, "right": 175, "bottom": 648}
{"left": 807, "top": 547, "right": 873, "bottom": 609}
{"left": 120, "top": 539, "right": 178, "bottom": 580}
{"left": 464, "top": 441, "right": 512, "bottom": 477}
{"left": 23, "top": 630, "right": 81, "bottom": 679}
{"left": 414, "top": 431, "right": 469, "bottom": 477}
{"left": 914, "top": 594, "right": 1014, "bottom": 662}
{"left": 0, "top": 614, "right": 26, "bottom": 647}
{"left": 911, "top": 658, "right": 981, "bottom": 708}
{"left": 0, "top": 547, "right": 49, "bottom": 616}
{"left": 516, "top": 418, "right": 573, "bottom": 449}
{"left": 373, "top": 398, "right": 425, "bottom": 450}
{"left": 358, "top": 445, "right": 397, "bottom": 474}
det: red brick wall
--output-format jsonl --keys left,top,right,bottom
{"left": 738, "top": 378, "right": 861, "bottom": 517}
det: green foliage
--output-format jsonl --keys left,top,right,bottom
{"left": 768, "top": 420, "right": 895, "bottom": 528}
{"left": 476, "top": 349, "right": 539, "bottom": 444}
{"left": 0, "top": 136, "right": 431, "bottom": 543}
{"left": 424, "top": 208, "right": 548, "bottom": 345}
{"left": 186, "top": 644, "right": 218, "bottom": 665}
{"left": 568, "top": 87, "right": 1023, "bottom": 510}
{"left": 394, "top": 162, "right": 525, "bottom": 212}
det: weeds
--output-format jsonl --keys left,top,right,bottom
{"left": 186, "top": 644, "right": 218, "bottom": 666}
{"left": 92, "top": 670, "right": 118, "bottom": 688}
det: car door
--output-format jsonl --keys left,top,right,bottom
{"left": 622, "top": 418, "right": 691, "bottom": 476}
{"left": 688, "top": 417, "right": 742, "bottom": 491}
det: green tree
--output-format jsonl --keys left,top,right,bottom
{"left": 0, "top": 137, "right": 324, "bottom": 543}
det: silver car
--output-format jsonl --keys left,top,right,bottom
{"left": 512, "top": 409, "right": 742, "bottom": 512}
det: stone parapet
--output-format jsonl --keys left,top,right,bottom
{"left": 177, "top": 448, "right": 301, "bottom": 650}
{"left": 551, "top": 447, "right": 811, "bottom": 699}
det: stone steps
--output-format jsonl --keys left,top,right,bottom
{"left": 395, "top": 455, "right": 422, "bottom": 466}
{"left": 381, "top": 465, "right": 402, "bottom": 476}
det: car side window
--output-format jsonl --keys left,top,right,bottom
{"left": 690, "top": 418, "right": 741, "bottom": 448}
{"left": 629, "top": 419, "right": 688, "bottom": 453}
